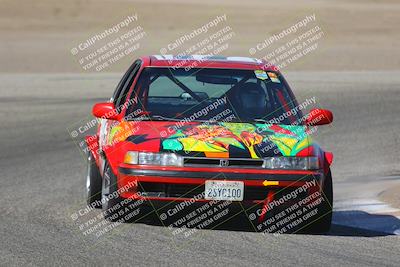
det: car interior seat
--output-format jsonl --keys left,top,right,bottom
{"left": 233, "top": 82, "right": 267, "bottom": 120}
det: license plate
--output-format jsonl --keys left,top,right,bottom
{"left": 204, "top": 180, "right": 244, "bottom": 201}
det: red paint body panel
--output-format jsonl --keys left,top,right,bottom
{"left": 119, "top": 163, "right": 320, "bottom": 175}
{"left": 146, "top": 55, "right": 278, "bottom": 71}
{"left": 85, "top": 135, "right": 99, "bottom": 162}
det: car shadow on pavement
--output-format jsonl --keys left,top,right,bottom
{"left": 142, "top": 210, "right": 400, "bottom": 237}
{"left": 328, "top": 210, "right": 400, "bottom": 237}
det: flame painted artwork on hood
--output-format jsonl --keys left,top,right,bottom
{"left": 108, "top": 121, "right": 313, "bottom": 159}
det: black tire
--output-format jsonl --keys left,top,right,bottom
{"left": 86, "top": 151, "right": 102, "bottom": 208}
{"left": 307, "top": 169, "right": 333, "bottom": 233}
{"left": 101, "top": 161, "right": 124, "bottom": 222}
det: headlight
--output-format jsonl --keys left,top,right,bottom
{"left": 263, "top": 157, "right": 319, "bottom": 170}
{"left": 124, "top": 151, "right": 183, "bottom": 167}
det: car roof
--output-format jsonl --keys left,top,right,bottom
{"left": 142, "top": 55, "right": 278, "bottom": 71}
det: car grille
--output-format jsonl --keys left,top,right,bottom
{"left": 138, "top": 182, "right": 205, "bottom": 198}
{"left": 137, "top": 182, "right": 308, "bottom": 201}
{"left": 183, "top": 157, "right": 264, "bottom": 168}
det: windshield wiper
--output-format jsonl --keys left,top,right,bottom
{"left": 254, "top": 118, "right": 272, "bottom": 123}
{"left": 148, "top": 115, "right": 181, "bottom": 121}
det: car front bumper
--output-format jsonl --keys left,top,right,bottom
{"left": 117, "top": 164, "right": 323, "bottom": 205}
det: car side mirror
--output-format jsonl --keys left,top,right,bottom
{"left": 92, "top": 102, "right": 119, "bottom": 120}
{"left": 306, "top": 108, "right": 333, "bottom": 126}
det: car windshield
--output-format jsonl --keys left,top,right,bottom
{"left": 126, "top": 67, "right": 302, "bottom": 125}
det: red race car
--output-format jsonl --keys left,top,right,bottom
{"left": 85, "top": 55, "right": 334, "bottom": 233}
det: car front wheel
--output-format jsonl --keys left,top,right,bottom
{"left": 101, "top": 162, "right": 124, "bottom": 222}
{"left": 86, "top": 151, "right": 102, "bottom": 208}
{"left": 307, "top": 169, "right": 333, "bottom": 233}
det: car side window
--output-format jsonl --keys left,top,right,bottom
{"left": 111, "top": 65, "right": 133, "bottom": 103}
{"left": 113, "top": 60, "right": 141, "bottom": 110}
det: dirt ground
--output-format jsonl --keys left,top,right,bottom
{"left": 0, "top": 0, "right": 399, "bottom": 73}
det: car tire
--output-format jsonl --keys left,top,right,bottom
{"left": 307, "top": 169, "right": 333, "bottom": 233}
{"left": 86, "top": 151, "right": 102, "bottom": 208}
{"left": 101, "top": 161, "right": 125, "bottom": 222}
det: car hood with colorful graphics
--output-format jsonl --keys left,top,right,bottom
{"left": 108, "top": 121, "right": 314, "bottom": 159}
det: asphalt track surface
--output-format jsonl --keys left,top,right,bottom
{"left": 1, "top": 71, "right": 399, "bottom": 266}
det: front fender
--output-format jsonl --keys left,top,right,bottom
{"left": 85, "top": 135, "right": 100, "bottom": 164}
{"left": 102, "top": 141, "right": 138, "bottom": 175}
